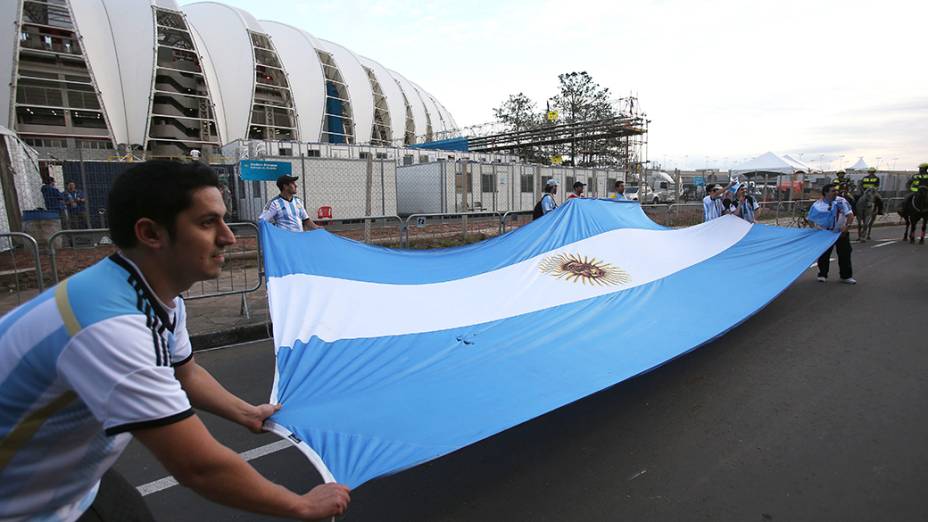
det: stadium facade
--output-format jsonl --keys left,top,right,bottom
{"left": 0, "top": 0, "right": 458, "bottom": 158}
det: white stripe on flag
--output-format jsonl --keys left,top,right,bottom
{"left": 269, "top": 216, "right": 753, "bottom": 343}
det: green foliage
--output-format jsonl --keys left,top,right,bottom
{"left": 492, "top": 71, "right": 629, "bottom": 168}
{"left": 550, "top": 71, "right": 614, "bottom": 124}
{"left": 492, "top": 92, "right": 540, "bottom": 132}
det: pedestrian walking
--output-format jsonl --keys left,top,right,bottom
{"left": 806, "top": 183, "right": 856, "bottom": 284}
{"left": 532, "top": 179, "right": 559, "bottom": 219}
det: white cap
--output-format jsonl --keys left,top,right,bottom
{"left": 546, "top": 178, "right": 559, "bottom": 187}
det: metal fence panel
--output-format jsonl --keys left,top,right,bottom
{"left": 0, "top": 233, "right": 44, "bottom": 314}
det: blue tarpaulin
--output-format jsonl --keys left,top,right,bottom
{"left": 260, "top": 199, "right": 837, "bottom": 487}
{"left": 409, "top": 136, "right": 470, "bottom": 151}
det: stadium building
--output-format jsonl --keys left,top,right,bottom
{"left": 0, "top": 0, "right": 458, "bottom": 159}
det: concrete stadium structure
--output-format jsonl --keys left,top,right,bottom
{"left": 0, "top": 0, "right": 458, "bottom": 158}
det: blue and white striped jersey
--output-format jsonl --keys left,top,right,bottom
{"left": 259, "top": 195, "right": 310, "bottom": 232}
{"left": 703, "top": 195, "right": 724, "bottom": 221}
{"left": 0, "top": 253, "right": 192, "bottom": 522}
{"left": 540, "top": 193, "right": 558, "bottom": 214}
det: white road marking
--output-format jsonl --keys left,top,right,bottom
{"left": 872, "top": 241, "right": 897, "bottom": 248}
{"left": 137, "top": 439, "right": 292, "bottom": 496}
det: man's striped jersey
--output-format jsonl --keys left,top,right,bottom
{"left": 259, "top": 195, "right": 309, "bottom": 232}
{"left": 0, "top": 253, "right": 193, "bottom": 521}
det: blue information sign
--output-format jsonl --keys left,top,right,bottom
{"left": 239, "top": 160, "right": 292, "bottom": 181}
{"left": 693, "top": 176, "right": 705, "bottom": 187}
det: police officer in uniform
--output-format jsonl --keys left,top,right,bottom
{"left": 860, "top": 167, "right": 883, "bottom": 214}
{"left": 832, "top": 170, "right": 853, "bottom": 195}
{"left": 908, "top": 163, "right": 928, "bottom": 193}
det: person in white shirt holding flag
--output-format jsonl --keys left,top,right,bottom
{"left": 806, "top": 183, "right": 856, "bottom": 284}
{"left": 0, "top": 161, "right": 349, "bottom": 522}
{"left": 613, "top": 179, "right": 627, "bottom": 200}
{"left": 259, "top": 175, "right": 319, "bottom": 232}
{"left": 732, "top": 183, "right": 761, "bottom": 223}
{"left": 703, "top": 182, "right": 734, "bottom": 222}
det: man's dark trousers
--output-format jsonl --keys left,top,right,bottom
{"left": 817, "top": 231, "right": 852, "bottom": 279}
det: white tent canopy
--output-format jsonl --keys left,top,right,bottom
{"left": 847, "top": 157, "right": 870, "bottom": 171}
{"left": 783, "top": 154, "right": 816, "bottom": 173}
{"left": 731, "top": 151, "right": 810, "bottom": 176}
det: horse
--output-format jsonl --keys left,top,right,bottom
{"left": 898, "top": 186, "right": 928, "bottom": 244}
{"left": 855, "top": 188, "right": 878, "bottom": 242}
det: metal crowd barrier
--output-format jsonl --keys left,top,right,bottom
{"left": 401, "top": 211, "right": 502, "bottom": 248}
{"left": 182, "top": 222, "right": 262, "bottom": 318}
{"left": 0, "top": 233, "right": 44, "bottom": 311}
{"left": 48, "top": 227, "right": 112, "bottom": 284}
{"left": 314, "top": 214, "right": 402, "bottom": 244}
{"left": 47, "top": 223, "right": 264, "bottom": 318}
{"left": 499, "top": 210, "right": 534, "bottom": 234}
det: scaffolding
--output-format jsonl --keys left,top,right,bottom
{"left": 422, "top": 97, "right": 648, "bottom": 175}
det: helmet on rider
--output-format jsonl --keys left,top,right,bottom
{"left": 867, "top": 167, "right": 877, "bottom": 174}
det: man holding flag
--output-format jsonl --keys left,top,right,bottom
{"left": 807, "top": 183, "right": 856, "bottom": 284}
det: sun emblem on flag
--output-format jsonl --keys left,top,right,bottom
{"left": 538, "top": 253, "right": 630, "bottom": 286}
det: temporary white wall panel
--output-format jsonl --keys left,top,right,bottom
{"left": 389, "top": 70, "right": 428, "bottom": 142}
{"left": 261, "top": 21, "right": 325, "bottom": 143}
{"left": 317, "top": 39, "right": 373, "bottom": 144}
{"left": 184, "top": 2, "right": 261, "bottom": 143}
{"left": 358, "top": 56, "right": 406, "bottom": 147}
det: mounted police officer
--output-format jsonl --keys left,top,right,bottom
{"left": 832, "top": 170, "right": 853, "bottom": 196}
{"left": 860, "top": 167, "right": 883, "bottom": 215}
{"left": 908, "top": 163, "right": 928, "bottom": 193}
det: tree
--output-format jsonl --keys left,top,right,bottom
{"left": 493, "top": 92, "right": 546, "bottom": 162}
{"left": 550, "top": 72, "right": 614, "bottom": 165}
{"left": 492, "top": 92, "right": 541, "bottom": 132}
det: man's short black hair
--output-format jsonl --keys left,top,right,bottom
{"left": 822, "top": 183, "right": 836, "bottom": 195}
{"left": 108, "top": 160, "right": 219, "bottom": 248}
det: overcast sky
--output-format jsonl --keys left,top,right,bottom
{"left": 183, "top": 0, "right": 926, "bottom": 171}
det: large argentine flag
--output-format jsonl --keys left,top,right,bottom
{"left": 260, "top": 199, "right": 836, "bottom": 488}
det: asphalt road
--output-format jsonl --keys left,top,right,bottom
{"left": 116, "top": 225, "right": 928, "bottom": 522}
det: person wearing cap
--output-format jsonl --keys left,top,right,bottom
{"left": 259, "top": 175, "right": 319, "bottom": 232}
{"left": 567, "top": 180, "right": 585, "bottom": 199}
{"left": 532, "top": 178, "right": 559, "bottom": 219}
{"left": 731, "top": 183, "right": 760, "bottom": 223}
{"left": 702, "top": 182, "right": 733, "bottom": 222}
{"left": 859, "top": 167, "right": 883, "bottom": 214}
{"left": 613, "top": 179, "right": 627, "bottom": 200}
{"left": 907, "top": 163, "right": 928, "bottom": 193}
{"left": 832, "top": 170, "right": 852, "bottom": 195}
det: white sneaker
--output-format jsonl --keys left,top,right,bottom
{"left": 816, "top": 276, "right": 826, "bottom": 282}
{"left": 841, "top": 277, "right": 857, "bottom": 285}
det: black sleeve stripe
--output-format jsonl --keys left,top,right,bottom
{"left": 171, "top": 353, "right": 193, "bottom": 368}
{"left": 105, "top": 409, "right": 195, "bottom": 436}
